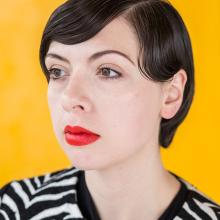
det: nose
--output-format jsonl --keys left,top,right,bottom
{"left": 61, "top": 74, "right": 92, "bottom": 113}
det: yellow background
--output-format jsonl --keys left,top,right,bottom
{"left": 0, "top": 0, "right": 220, "bottom": 203}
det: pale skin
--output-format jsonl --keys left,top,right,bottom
{"left": 45, "top": 16, "right": 187, "bottom": 220}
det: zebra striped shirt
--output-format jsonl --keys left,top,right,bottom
{"left": 0, "top": 166, "right": 220, "bottom": 220}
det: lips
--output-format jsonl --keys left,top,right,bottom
{"left": 64, "top": 125, "right": 100, "bottom": 146}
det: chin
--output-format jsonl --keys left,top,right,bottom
{"left": 64, "top": 150, "right": 99, "bottom": 171}
{"left": 61, "top": 141, "right": 117, "bottom": 171}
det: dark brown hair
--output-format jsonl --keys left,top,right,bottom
{"left": 39, "top": 0, "right": 195, "bottom": 148}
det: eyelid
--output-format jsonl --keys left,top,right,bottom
{"left": 47, "top": 64, "right": 69, "bottom": 72}
{"left": 98, "top": 63, "right": 124, "bottom": 73}
{"left": 47, "top": 61, "right": 126, "bottom": 77}
{"left": 48, "top": 65, "right": 70, "bottom": 79}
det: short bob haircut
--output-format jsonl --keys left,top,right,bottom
{"left": 39, "top": 0, "right": 195, "bottom": 148}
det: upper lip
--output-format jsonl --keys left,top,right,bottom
{"left": 64, "top": 125, "right": 100, "bottom": 136}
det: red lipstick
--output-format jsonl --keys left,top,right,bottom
{"left": 64, "top": 125, "right": 100, "bottom": 146}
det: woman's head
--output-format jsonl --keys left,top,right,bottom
{"left": 39, "top": 0, "right": 194, "bottom": 169}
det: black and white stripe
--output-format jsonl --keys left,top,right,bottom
{"left": 173, "top": 177, "right": 220, "bottom": 220}
{"left": 1, "top": 166, "right": 220, "bottom": 220}
{"left": 0, "top": 167, "right": 84, "bottom": 219}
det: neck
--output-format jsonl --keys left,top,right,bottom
{"left": 84, "top": 145, "right": 181, "bottom": 220}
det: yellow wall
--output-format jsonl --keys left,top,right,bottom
{"left": 0, "top": 0, "right": 219, "bottom": 203}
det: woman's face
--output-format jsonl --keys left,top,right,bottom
{"left": 45, "top": 17, "right": 165, "bottom": 170}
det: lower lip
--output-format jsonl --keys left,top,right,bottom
{"left": 64, "top": 132, "right": 100, "bottom": 146}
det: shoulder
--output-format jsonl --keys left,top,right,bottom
{"left": 0, "top": 166, "right": 84, "bottom": 219}
{"left": 178, "top": 175, "right": 220, "bottom": 219}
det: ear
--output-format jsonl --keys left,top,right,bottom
{"left": 160, "top": 69, "right": 187, "bottom": 119}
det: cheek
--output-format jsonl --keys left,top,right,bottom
{"left": 100, "top": 84, "right": 162, "bottom": 148}
{"left": 47, "top": 89, "right": 63, "bottom": 135}
{"left": 47, "top": 89, "right": 57, "bottom": 119}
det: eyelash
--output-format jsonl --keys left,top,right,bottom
{"left": 97, "top": 66, "right": 122, "bottom": 80}
{"left": 48, "top": 66, "right": 122, "bottom": 81}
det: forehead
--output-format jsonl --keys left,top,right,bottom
{"left": 46, "top": 16, "right": 139, "bottom": 63}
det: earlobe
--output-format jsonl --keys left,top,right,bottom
{"left": 160, "top": 69, "right": 187, "bottom": 119}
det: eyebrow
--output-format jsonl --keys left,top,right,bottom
{"left": 45, "top": 50, "right": 135, "bottom": 66}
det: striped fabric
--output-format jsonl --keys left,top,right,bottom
{"left": 0, "top": 166, "right": 220, "bottom": 220}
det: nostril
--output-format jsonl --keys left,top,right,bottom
{"left": 72, "top": 105, "right": 84, "bottom": 111}
{"left": 61, "top": 92, "right": 92, "bottom": 113}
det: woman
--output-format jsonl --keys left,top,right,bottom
{"left": 1, "top": 0, "right": 220, "bottom": 219}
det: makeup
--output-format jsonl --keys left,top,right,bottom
{"left": 64, "top": 125, "right": 100, "bottom": 146}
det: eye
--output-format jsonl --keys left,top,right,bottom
{"left": 97, "top": 66, "right": 122, "bottom": 80}
{"left": 48, "top": 67, "right": 66, "bottom": 80}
